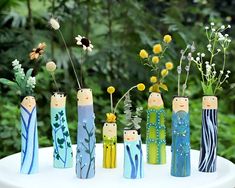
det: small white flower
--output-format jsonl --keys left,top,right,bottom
{"left": 207, "top": 44, "right": 212, "bottom": 48}
{"left": 227, "top": 70, "right": 231, "bottom": 73}
{"left": 205, "top": 61, "right": 209, "bottom": 64}
{"left": 213, "top": 71, "right": 216, "bottom": 74}
{"left": 225, "top": 34, "right": 229, "bottom": 37}
{"left": 228, "top": 25, "right": 231, "bottom": 28}
{"left": 212, "top": 63, "right": 215, "bottom": 66}
{"left": 217, "top": 49, "right": 221, "bottom": 52}
{"left": 228, "top": 39, "right": 231, "bottom": 43}
{"left": 49, "top": 18, "right": 60, "bottom": 30}
{"left": 46, "top": 61, "right": 56, "bottom": 72}
{"left": 220, "top": 70, "right": 223, "bottom": 74}
{"left": 226, "top": 74, "right": 229, "bottom": 78}
{"left": 201, "top": 53, "right": 205, "bottom": 57}
{"left": 212, "top": 28, "right": 216, "bottom": 32}
{"left": 177, "top": 66, "right": 182, "bottom": 74}
{"left": 196, "top": 57, "right": 200, "bottom": 61}
{"left": 75, "top": 35, "right": 93, "bottom": 52}
{"left": 221, "top": 25, "right": 225, "bottom": 29}
{"left": 211, "top": 22, "right": 215, "bottom": 26}
{"left": 191, "top": 57, "right": 194, "bottom": 61}
{"left": 12, "top": 59, "right": 19, "bottom": 67}
{"left": 205, "top": 26, "right": 209, "bottom": 30}
{"left": 197, "top": 52, "right": 200, "bottom": 56}
{"left": 27, "top": 76, "right": 36, "bottom": 88}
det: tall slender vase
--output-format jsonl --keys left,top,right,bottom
{"left": 199, "top": 96, "right": 218, "bottom": 173}
{"left": 76, "top": 88, "right": 96, "bottom": 179}
{"left": 171, "top": 97, "right": 191, "bottom": 177}
{"left": 146, "top": 92, "right": 166, "bottom": 164}
{"left": 51, "top": 92, "right": 73, "bottom": 168}
{"left": 20, "top": 96, "right": 39, "bottom": 174}
{"left": 103, "top": 122, "right": 117, "bottom": 168}
{"left": 123, "top": 129, "right": 144, "bottom": 179}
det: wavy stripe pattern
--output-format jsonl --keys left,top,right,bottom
{"left": 20, "top": 105, "right": 39, "bottom": 174}
{"left": 199, "top": 109, "right": 217, "bottom": 172}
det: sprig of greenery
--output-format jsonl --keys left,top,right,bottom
{"left": 192, "top": 23, "right": 231, "bottom": 95}
{"left": 123, "top": 93, "right": 143, "bottom": 130}
{"left": 0, "top": 59, "right": 35, "bottom": 96}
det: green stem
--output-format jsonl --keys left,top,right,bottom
{"left": 58, "top": 29, "right": 81, "bottom": 89}
{"left": 113, "top": 86, "right": 136, "bottom": 114}
{"left": 51, "top": 72, "right": 59, "bottom": 92}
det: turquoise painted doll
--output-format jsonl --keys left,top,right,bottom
{"left": 51, "top": 92, "right": 73, "bottom": 168}
{"left": 76, "top": 88, "right": 96, "bottom": 179}
{"left": 171, "top": 97, "right": 191, "bottom": 177}
{"left": 124, "top": 128, "right": 144, "bottom": 179}
{"left": 20, "top": 96, "right": 39, "bottom": 174}
{"left": 146, "top": 92, "right": 166, "bottom": 164}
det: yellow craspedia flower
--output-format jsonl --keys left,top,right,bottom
{"left": 137, "top": 83, "right": 145, "bottom": 91}
{"left": 152, "top": 56, "right": 159, "bottom": 64}
{"left": 165, "top": 62, "right": 173, "bottom": 70}
{"left": 106, "top": 113, "right": 116, "bottom": 123}
{"left": 161, "top": 69, "right": 168, "bottom": 77}
{"left": 107, "top": 86, "right": 115, "bottom": 94}
{"left": 139, "top": 49, "right": 149, "bottom": 59}
{"left": 163, "top": 35, "right": 172, "bottom": 43}
{"left": 153, "top": 44, "right": 162, "bottom": 54}
{"left": 149, "top": 86, "right": 153, "bottom": 92}
{"left": 150, "top": 76, "right": 157, "bottom": 83}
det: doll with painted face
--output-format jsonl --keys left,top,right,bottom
{"left": 171, "top": 97, "right": 190, "bottom": 177}
{"left": 20, "top": 96, "right": 39, "bottom": 174}
{"left": 146, "top": 92, "right": 166, "bottom": 164}
{"left": 199, "top": 96, "right": 218, "bottom": 173}
{"left": 51, "top": 92, "right": 73, "bottom": 168}
{"left": 76, "top": 88, "right": 96, "bottom": 179}
{"left": 123, "top": 128, "right": 144, "bottom": 179}
{"left": 103, "top": 117, "right": 117, "bottom": 168}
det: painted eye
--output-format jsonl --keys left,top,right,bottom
{"left": 133, "top": 131, "right": 135, "bottom": 134}
{"left": 185, "top": 99, "right": 187, "bottom": 101}
{"left": 212, "top": 98, "right": 215, "bottom": 100}
{"left": 113, "top": 124, "right": 115, "bottom": 126}
{"left": 176, "top": 99, "right": 178, "bottom": 101}
{"left": 124, "top": 132, "right": 127, "bottom": 134}
{"left": 26, "top": 97, "right": 28, "bottom": 100}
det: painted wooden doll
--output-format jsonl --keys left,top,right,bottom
{"left": 76, "top": 88, "right": 96, "bottom": 179}
{"left": 199, "top": 96, "right": 218, "bottom": 173}
{"left": 103, "top": 121, "right": 117, "bottom": 168}
{"left": 146, "top": 92, "right": 166, "bottom": 164}
{"left": 171, "top": 97, "right": 191, "bottom": 177}
{"left": 51, "top": 92, "right": 73, "bottom": 168}
{"left": 124, "top": 128, "right": 144, "bottom": 179}
{"left": 20, "top": 96, "right": 39, "bottom": 174}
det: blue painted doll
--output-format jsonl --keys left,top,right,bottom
{"left": 171, "top": 97, "right": 191, "bottom": 177}
{"left": 51, "top": 92, "right": 73, "bottom": 168}
{"left": 20, "top": 96, "right": 39, "bottom": 174}
{"left": 124, "top": 128, "right": 144, "bottom": 179}
{"left": 76, "top": 88, "right": 96, "bottom": 179}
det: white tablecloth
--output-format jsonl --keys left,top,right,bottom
{"left": 0, "top": 144, "right": 235, "bottom": 188}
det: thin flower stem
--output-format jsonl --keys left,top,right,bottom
{"left": 114, "top": 86, "right": 136, "bottom": 114}
{"left": 58, "top": 29, "right": 81, "bottom": 89}
{"left": 51, "top": 72, "right": 59, "bottom": 92}
{"left": 178, "top": 47, "right": 188, "bottom": 96}
{"left": 110, "top": 94, "right": 113, "bottom": 113}
{"left": 182, "top": 60, "right": 191, "bottom": 96}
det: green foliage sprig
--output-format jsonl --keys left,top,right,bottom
{"left": 123, "top": 93, "right": 143, "bottom": 130}
{"left": 0, "top": 59, "right": 35, "bottom": 96}
{"left": 192, "top": 23, "right": 232, "bottom": 95}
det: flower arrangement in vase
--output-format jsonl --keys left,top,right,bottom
{"left": 139, "top": 34, "right": 173, "bottom": 165}
{"left": 49, "top": 18, "right": 95, "bottom": 178}
{"left": 192, "top": 23, "right": 232, "bottom": 173}
{"left": 102, "top": 84, "right": 145, "bottom": 169}
{"left": 0, "top": 59, "right": 39, "bottom": 174}
{"left": 46, "top": 61, "right": 73, "bottom": 168}
{"left": 171, "top": 43, "right": 195, "bottom": 177}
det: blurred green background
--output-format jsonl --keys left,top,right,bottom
{"left": 0, "top": 0, "right": 234, "bottom": 162}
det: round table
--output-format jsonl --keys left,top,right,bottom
{"left": 0, "top": 144, "right": 235, "bottom": 188}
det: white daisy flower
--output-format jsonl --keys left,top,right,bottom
{"left": 228, "top": 25, "right": 231, "bottom": 28}
{"left": 49, "top": 18, "right": 60, "bottom": 30}
{"left": 205, "top": 26, "right": 209, "bottom": 30}
{"left": 12, "top": 59, "right": 19, "bottom": 67}
{"left": 221, "top": 25, "right": 225, "bottom": 29}
{"left": 211, "top": 22, "right": 215, "bottom": 26}
{"left": 201, "top": 53, "right": 205, "bottom": 57}
{"left": 75, "top": 35, "right": 93, "bottom": 52}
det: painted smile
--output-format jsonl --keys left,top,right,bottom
{"left": 180, "top": 105, "right": 184, "bottom": 107}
